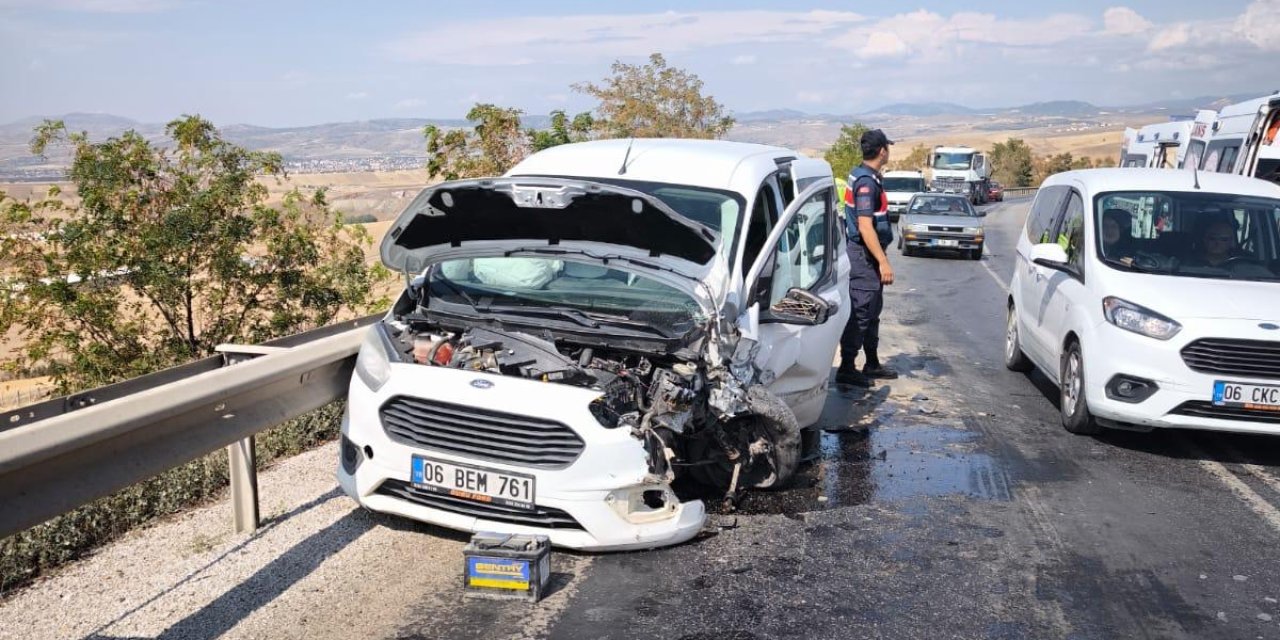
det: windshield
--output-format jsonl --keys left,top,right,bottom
{"left": 556, "top": 178, "right": 745, "bottom": 255}
{"left": 425, "top": 257, "right": 705, "bottom": 334}
{"left": 932, "top": 152, "right": 974, "bottom": 171}
{"left": 1096, "top": 191, "right": 1280, "bottom": 282}
{"left": 883, "top": 177, "right": 926, "bottom": 192}
{"left": 908, "top": 195, "right": 977, "bottom": 217}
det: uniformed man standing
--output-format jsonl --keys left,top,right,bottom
{"left": 836, "top": 129, "right": 899, "bottom": 387}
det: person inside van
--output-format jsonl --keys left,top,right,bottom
{"left": 1187, "top": 220, "right": 1243, "bottom": 268}
{"left": 1100, "top": 208, "right": 1136, "bottom": 263}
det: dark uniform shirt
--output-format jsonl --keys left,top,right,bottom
{"left": 844, "top": 164, "right": 893, "bottom": 291}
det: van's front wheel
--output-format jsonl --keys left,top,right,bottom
{"left": 1060, "top": 340, "right": 1102, "bottom": 435}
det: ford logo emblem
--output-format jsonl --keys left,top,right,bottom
{"left": 1261, "top": 323, "right": 1280, "bottom": 331}
{"left": 470, "top": 379, "right": 494, "bottom": 389}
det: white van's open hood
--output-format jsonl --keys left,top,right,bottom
{"left": 382, "top": 178, "right": 721, "bottom": 293}
{"left": 383, "top": 178, "right": 717, "bottom": 270}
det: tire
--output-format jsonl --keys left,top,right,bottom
{"left": 1060, "top": 340, "right": 1102, "bottom": 435}
{"left": 969, "top": 247, "right": 983, "bottom": 260}
{"left": 1004, "top": 304, "right": 1034, "bottom": 372}
{"left": 688, "top": 388, "right": 801, "bottom": 490}
{"left": 903, "top": 245, "right": 916, "bottom": 257}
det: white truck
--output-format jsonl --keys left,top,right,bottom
{"left": 929, "top": 146, "right": 990, "bottom": 205}
{"left": 1119, "top": 120, "right": 1194, "bottom": 169}
{"left": 881, "top": 170, "right": 927, "bottom": 222}
{"left": 1194, "top": 92, "right": 1280, "bottom": 185}
{"left": 1178, "top": 109, "right": 1219, "bottom": 172}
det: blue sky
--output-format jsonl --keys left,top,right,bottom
{"left": 1, "top": 0, "right": 1277, "bottom": 126}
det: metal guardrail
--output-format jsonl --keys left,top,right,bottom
{"left": 0, "top": 314, "right": 380, "bottom": 539}
{"left": 1001, "top": 186, "right": 1039, "bottom": 198}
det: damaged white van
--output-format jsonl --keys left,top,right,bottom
{"left": 338, "top": 140, "right": 849, "bottom": 550}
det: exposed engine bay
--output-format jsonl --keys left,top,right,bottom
{"left": 385, "top": 289, "right": 802, "bottom": 498}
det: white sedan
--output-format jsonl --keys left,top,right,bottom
{"left": 1006, "top": 168, "right": 1280, "bottom": 436}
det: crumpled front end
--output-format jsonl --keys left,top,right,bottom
{"left": 340, "top": 356, "right": 707, "bottom": 550}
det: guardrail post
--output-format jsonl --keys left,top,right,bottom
{"left": 227, "top": 436, "right": 259, "bottom": 533}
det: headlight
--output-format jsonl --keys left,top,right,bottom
{"left": 908, "top": 223, "right": 929, "bottom": 232}
{"left": 963, "top": 227, "right": 982, "bottom": 235}
{"left": 354, "top": 327, "right": 391, "bottom": 390}
{"left": 1102, "top": 297, "right": 1181, "bottom": 340}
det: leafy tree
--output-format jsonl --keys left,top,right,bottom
{"left": 891, "top": 144, "right": 931, "bottom": 173}
{"left": 1034, "top": 152, "right": 1078, "bottom": 185}
{"left": 573, "top": 53, "right": 734, "bottom": 139}
{"left": 0, "top": 116, "right": 388, "bottom": 393}
{"left": 989, "top": 138, "right": 1034, "bottom": 187}
{"left": 1097, "top": 156, "right": 1118, "bottom": 168}
{"left": 824, "top": 123, "right": 870, "bottom": 180}
{"left": 425, "top": 103, "right": 529, "bottom": 180}
{"left": 530, "top": 110, "right": 594, "bottom": 152}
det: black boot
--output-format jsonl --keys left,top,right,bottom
{"left": 836, "top": 364, "right": 872, "bottom": 387}
{"left": 862, "top": 362, "right": 899, "bottom": 379}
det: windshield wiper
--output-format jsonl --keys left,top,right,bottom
{"left": 427, "top": 274, "right": 481, "bottom": 311}
{"left": 480, "top": 304, "right": 601, "bottom": 328}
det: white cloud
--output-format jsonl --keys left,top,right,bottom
{"left": 345, "top": 92, "right": 368, "bottom": 100}
{"left": 1148, "top": 24, "right": 1191, "bottom": 51}
{"left": 858, "top": 31, "right": 908, "bottom": 59}
{"left": 1102, "top": 7, "right": 1152, "bottom": 35}
{"left": 1236, "top": 0, "right": 1280, "bottom": 50}
{"left": 0, "top": 0, "right": 174, "bottom": 12}
{"left": 730, "top": 54, "right": 757, "bottom": 65}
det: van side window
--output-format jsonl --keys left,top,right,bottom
{"left": 1058, "top": 191, "right": 1086, "bottom": 269}
{"left": 742, "top": 183, "right": 780, "bottom": 275}
{"left": 1027, "top": 186, "right": 1068, "bottom": 244}
{"left": 1219, "top": 146, "right": 1240, "bottom": 173}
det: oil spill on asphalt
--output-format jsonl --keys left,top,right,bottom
{"left": 734, "top": 376, "right": 1011, "bottom": 518}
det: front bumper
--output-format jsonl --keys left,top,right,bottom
{"left": 1083, "top": 319, "right": 1280, "bottom": 436}
{"left": 338, "top": 363, "right": 706, "bottom": 550}
{"left": 902, "top": 232, "right": 982, "bottom": 251}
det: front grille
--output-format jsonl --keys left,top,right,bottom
{"left": 927, "top": 225, "right": 965, "bottom": 233}
{"left": 375, "top": 479, "right": 584, "bottom": 529}
{"left": 1181, "top": 338, "right": 1280, "bottom": 379}
{"left": 380, "top": 396, "right": 585, "bottom": 469}
{"left": 1170, "top": 401, "right": 1280, "bottom": 424}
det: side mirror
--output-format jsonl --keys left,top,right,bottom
{"left": 763, "top": 288, "right": 831, "bottom": 325}
{"left": 977, "top": 210, "right": 988, "bottom": 217}
{"left": 1030, "top": 242, "right": 1070, "bottom": 270}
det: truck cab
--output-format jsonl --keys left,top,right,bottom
{"left": 929, "top": 146, "right": 990, "bottom": 205}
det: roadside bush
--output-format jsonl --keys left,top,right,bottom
{"left": 0, "top": 402, "right": 343, "bottom": 595}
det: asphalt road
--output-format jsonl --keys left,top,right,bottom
{"left": 443, "top": 196, "right": 1280, "bottom": 640}
{"left": 7, "top": 197, "right": 1280, "bottom": 640}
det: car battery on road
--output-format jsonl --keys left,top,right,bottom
{"left": 463, "top": 532, "right": 551, "bottom": 603}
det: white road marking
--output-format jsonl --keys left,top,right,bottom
{"left": 1184, "top": 442, "right": 1280, "bottom": 535}
{"left": 1243, "top": 464, "right": 1280, "bottom": 497}
{"left": 981, "top": 258, "right": 1010, "bottom": 293}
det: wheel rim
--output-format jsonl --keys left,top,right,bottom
{"left": 1005, "top": 310, "right": 1019, "bottom": 361}
{"left": 1063, "top": 350, "right": 1081, "bottom": 418}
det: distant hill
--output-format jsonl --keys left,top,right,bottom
{"left": 735, "top": 109, "right": 809, "bottom": 122}
{"left": 862, "top": 102, "right": 977, "bottom": 117}
{"left": 2, "top": 92, "right": 1267, "bottom": 178}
